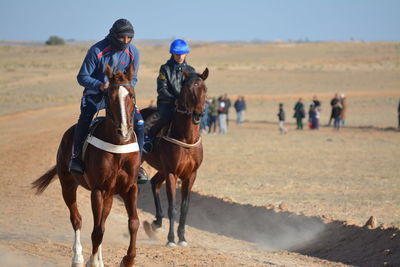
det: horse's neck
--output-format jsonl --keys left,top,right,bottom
{"left": 170, "top": 114, "right": 199, "bottom": 143}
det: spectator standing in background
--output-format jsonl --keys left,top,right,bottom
{"left": 223, "top": 93, "right": 232, "bottom": 125}
{"left": 278, "top": 103, "right": 288, "bottom": 134}
{"left": 327, "top": 93, "right": 340, "bottom": 126}
{"left": 293, "top": 97, "right": 305, "bottom": 130}
{"left": 308, "top": 103, "right": 317, "bottom": 129}
{"left": 398, "top": 98, "right": 400, "bottom": 128}
{"left": 208, "top": 97, "right": 218, "bottom": 134}
{"left": 234, "top": 95, "right": 246, "bottom": 125}
{"left": 340, "top": 93, "right": 347, "bottom": 126}
{"left": 332, "top": 102, "right": 342, "bottom": 130}
{"left": 312, "top": 96, "right": 321, "bottom": 129}
{"left": 218, "top": 95, "right": 228, "bottom": 134}
{"left": 200, "top": 97, "right": 210, "bottom": 133}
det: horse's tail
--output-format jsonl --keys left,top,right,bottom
{"left": 31, "top": 166, "right": 57, "bottom": 195}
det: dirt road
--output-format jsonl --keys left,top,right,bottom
{"left": 0, "top": 105, "right": 399, "bottom": 267}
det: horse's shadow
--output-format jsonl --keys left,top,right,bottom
{"left": 136, "top": 183, "right": 399, "bottom": 267}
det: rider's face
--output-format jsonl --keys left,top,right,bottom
{"left": 118, "top": 36, "right": 132, "bottom": 44}
{"left": 172, "top": 53, "right": 187, "bottom": 64}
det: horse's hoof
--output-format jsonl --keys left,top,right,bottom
{"left": 166, "top": 242, "right": 177, "bottom": 247}
{"left": 120, "top": 256, "right": 135, "bottom": 267}
{"left": 151, "top": 222, "right": 161, "bottom": 232}
{"left": 143, "top": 221, "right": 157, "bottom": 239}
{"left": 178, "top": 241, "right": 188, "bottom": 247}
{"left": 71, "top": 263, "right": 84, "bottom": 267}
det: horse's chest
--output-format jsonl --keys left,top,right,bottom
{"left": 174, "top": 151, "right": 202, "bottom": 175}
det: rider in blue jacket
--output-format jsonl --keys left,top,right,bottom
{"left": 69, "top": 18, "right": 148, "bottom": 183}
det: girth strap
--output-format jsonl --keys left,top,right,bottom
{"left": 86, "top": 135, "right": 139, "bottom": 154}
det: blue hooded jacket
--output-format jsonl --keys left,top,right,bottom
{"left": 77, "top": 38, "right": 140, "bottom": 96}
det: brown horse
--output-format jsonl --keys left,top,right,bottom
{"left": 142, "top": 68, "right": 209, "bottom": 247}
{"left": 32, "top": 63, "right": 140, "bottom": 267}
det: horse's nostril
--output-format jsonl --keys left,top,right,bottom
{"left": 117, "top": 129, "right": 123, "bottom": 135}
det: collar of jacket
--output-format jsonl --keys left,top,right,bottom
{"left": 167, "top": 57, "right": 187, "bottom": 69}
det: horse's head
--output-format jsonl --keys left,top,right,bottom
{"left": 104, "top": 63, "right": 136, "bottom": 142}
{"left": 177, "top": 68, "right": 209, "bottom": 124}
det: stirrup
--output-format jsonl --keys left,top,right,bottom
{"left": 138, "top": 166, "right": 148, "bottom": 184}
{"left": 69, "top": 158, "right": 84, "bottom": 175}
{"left": 143, "top": 136, "right": 154, "bottom": 153}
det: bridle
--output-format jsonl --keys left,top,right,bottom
{"left": 104, "top": 83, "right": 135, "bottom": 136}
{"left": 175, "top": 76, "right": 206, "bottom": 125}
{"left": 175, "top": 106, "right": 205, "bottom": 125}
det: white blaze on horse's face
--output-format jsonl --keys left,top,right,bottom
{"left": 118, "top": 86, "right": 130, "bottom": 140}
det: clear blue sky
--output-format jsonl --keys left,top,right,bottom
{"left": 1, "top": 0, "right": 399, "bottom": 41}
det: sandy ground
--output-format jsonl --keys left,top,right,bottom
{"left": 0, "top": 104, "right": 399, "bottom": 267}
{"left": 0, "top": 42, "right": 400, "bottom": 266}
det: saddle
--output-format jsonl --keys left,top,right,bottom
{"left": 143, "top": 108, "right": 169, "bottom": 137}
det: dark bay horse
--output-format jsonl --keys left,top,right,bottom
{"left": 142, "top": 68, "right": 209, "bottom": 247}
{"left": 32, "top": 63, "right": 140, "bottom": 267}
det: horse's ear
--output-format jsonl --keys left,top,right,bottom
{"left": 183, "top": 69, "right": 190, "bottom": 79}
{"left": 105, "top": 64, "right": 113, "bottom": 80}
{"left": 126, "top": 62, "right": 135, "bottom": 82}
{"left": 201, "top": 68, "right": 209, "bottom": 81}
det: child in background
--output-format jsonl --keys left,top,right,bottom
{"left": 278, "top": 103, "right": 288, "bottom": 134}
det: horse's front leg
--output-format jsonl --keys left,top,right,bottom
{"left": 166, "top": 173, "right": 178, "bottom": 247}
{"left": 177, "top": 171, "right": 197, "bottom": 246}
{"left": 86, "top": 190, "right": 113, "bottom": 267}
{"left": 120, "top": 184, "right": 139, "bottom": 267}
{"left": 151, "top": 171, "right": 165, "bottom": 229}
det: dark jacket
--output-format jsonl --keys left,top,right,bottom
{"left": 156, "top": 57, "right": 195, "bottom": 104}
{"left": 77, "top": 37, "right": 140, "bottom": 96}
{"left": 234, "top": 100, "right": 246, "bottom": 112}
{"left": 278, "top": 108, "right": 285, "bottom": 121}
{"left": 294, "top": 102, "right": 305, "bottom": 118}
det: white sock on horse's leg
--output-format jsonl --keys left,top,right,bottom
{"left": 72, "top": 230, "right": 84, "bottom": 265}
{"left": 98, "top": 244, "right": 104, "bottom": 267}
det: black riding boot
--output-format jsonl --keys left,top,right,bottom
{"left": 69, "top": 120, "right": 90, "bottom": 175}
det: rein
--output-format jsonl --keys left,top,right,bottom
{"left": 162, "top": 135, "right": 202, "bottom": 148}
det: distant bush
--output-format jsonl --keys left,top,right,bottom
{"left": 45, "top": 36, "right": 65, "bottom": 46}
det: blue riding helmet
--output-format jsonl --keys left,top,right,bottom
{"left": 169, "top": 39, "right": 190, "bottom": 55}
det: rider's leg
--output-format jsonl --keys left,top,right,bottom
{"left": 144, "top": 102, "right": 174, "bottom": 152}
{"left": 133, "top": 106, "right": 148, "bottom": 184}
{"left": 69, "top": 95, "right": 99, "bottom": 175}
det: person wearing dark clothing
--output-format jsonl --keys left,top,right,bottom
{"left": 200, "top": 98, "right": 210, "bottom": 133}
{"left": 208, "top": 97, "right": 219, "bottom": 134}
{"left": 234, "top": 96, "right": 246, "bottom": 125}
{"left": 278, "top": 103, "right": 287, "bottom": 134}
{"left": 332, "top": 102, "right": 342, "bottom": 130}
{"left": 69, "top": 18, "right": 148, "bottom": 183}
{"left": 328, "top": 93, "right": 340, "bottom": 126}
{"left": 293, "top": 97, "right": 305, "bottom": 130}
{"left": 308, "top": 103, "right": 318, "bottom": 129}
{"left": 398, "top": 99, "right": 400, "bottom": 128}
{"left": 144, "top": 39, "right": 195, "bottom": 152}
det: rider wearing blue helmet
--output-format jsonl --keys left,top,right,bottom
{"left": 143, "top": 39, "right": 195, "bottom": 152}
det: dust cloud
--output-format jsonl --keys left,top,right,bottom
{"left": 137, "top": 184, "right": 325, "bottom": 251}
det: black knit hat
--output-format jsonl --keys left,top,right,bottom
{"left": 109, "top": 19, "right": 135, "bottom": 38}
